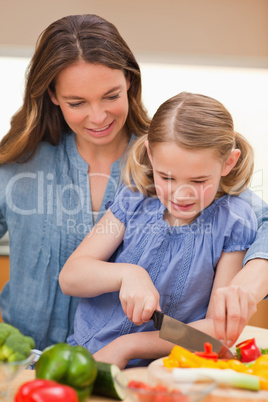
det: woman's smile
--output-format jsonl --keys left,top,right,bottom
{"left": 85, "top": 121, "right": 115, "bottom": 138}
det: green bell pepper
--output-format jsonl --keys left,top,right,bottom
{"left": 35, "top": 343, "right": 97, "bottom": 402}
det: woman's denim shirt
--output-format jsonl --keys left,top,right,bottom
{"left": 0, "top": 132, "right": 134, "bottom": 350}
{"left": 0, "top": 132, "right": 267, "bottom": 350}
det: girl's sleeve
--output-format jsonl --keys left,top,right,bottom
{"left": 239, "top": 189, "right": 268, "bottom": 265}
{"left": 212, "top": 196, "right": 258, "bottom": 259}
{"left": 109, "top": 185, "right": 145, "bottom": 226}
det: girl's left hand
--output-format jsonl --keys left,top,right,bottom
{"left": 211, "top": 284, "right": 257, "bottom": 347}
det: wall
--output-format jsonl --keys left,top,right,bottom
{"left": 1, "top": 0, "right": 268, "bottom": 66}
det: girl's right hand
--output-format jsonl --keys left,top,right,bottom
{"left": 119, "top": 266, "right": 160, "bottom": 325}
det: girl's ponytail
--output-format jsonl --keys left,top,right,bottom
{"left": 218, "top": 132, "right": 254, "bottom": 197}
{"left": 123, "top": 135, "right": 155, "bottom": 196}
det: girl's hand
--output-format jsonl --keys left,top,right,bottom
{"left": 211, "top": 285, "right": 257, "bottom": 347}
{"left": 119, "top": 266, "right": 160, "bottom": 325}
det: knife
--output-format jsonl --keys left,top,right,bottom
{"left": 150, "top": 310, "right": 235, "bottom": 359}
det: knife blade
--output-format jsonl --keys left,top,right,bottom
{"left": 150, "top": 310, "right": 235, "bottom": 359}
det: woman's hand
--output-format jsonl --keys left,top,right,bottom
{"left": 211, "top": 284, "right": 257, "bottom": 347}
{"left": 119, "top": 266, "right": 160, "bottom": 325}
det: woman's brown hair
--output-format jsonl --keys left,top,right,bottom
{"left": 124, "top": 92, "right": 254, "bottom": 198}
{"left": 0, "top": 14, "right": 150, "bottom": 164}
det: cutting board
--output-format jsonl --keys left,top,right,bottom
{"left": 145, "top": 359, "right": 268, "bottom": 402}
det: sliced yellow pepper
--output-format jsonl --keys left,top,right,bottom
{"left": 250, "top": 355, "right": 268, "bottom": 389}
{"left": 165, "top": 345, "right": 252, "bottom": 372}
{"left": 256, "top": 375, "right": 268, "bottom": 390}
{"left": 164, "top": 345, "right": 268, "bottom": 389}
{"left": 227, "top": 359, "right": 253, "bottom": 374}
{"left": 251, "top": 355, "right": 268, "bottom": 373}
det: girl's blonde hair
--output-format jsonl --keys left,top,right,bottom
{"left": 0, "top": 14, "right": 150, "bottom": 164}
{"left": 124, "top": 92, "right": 254, "bottom": 198}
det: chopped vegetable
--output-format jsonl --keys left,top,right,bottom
{"left": 250, "top": 355, "right": 268, "bottom": 390}
{"left": 0, "top": 323, "right": 35, "bottom": 362}
{"left": 14, "top": 379, "right": 78, "bottom": 402}
{"left": 164, "top": 344, "right": 268, "bottom": 390}
{"left": 164, "top": 345, "right": 250, "bottom": 371}
{"left": 173, "top": 368, "right": 260, "bottom": 391}
{"left": 92, "top": 361, "right": 127, "bottom": 400}
{"left": 194, "top": 342, "right": 218, "bottom": 360}
{"left": 128, "top": 380, "right": 185, "bottom": 402}
{"left": 35, "top": 343, "right": 97, "bottom": 402}
{"left": 236, "top": 338, "right": 261, "bottom": 362}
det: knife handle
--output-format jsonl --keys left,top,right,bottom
{"left": 150, "top": 310, "right": 164, "bottom": 330}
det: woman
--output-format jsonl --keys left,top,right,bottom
{"left": 0, "top": 14, "right": 267, "bottom": 351}
{"left": 0, "top": 14, "right": 150, "bottom": 350}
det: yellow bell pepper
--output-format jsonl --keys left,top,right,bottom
{"left": 164, "top": 345, "right": 251, "bottom": 372}
{"left": 250, "top": 355, "right": 268, "bottom": 389}
{"left": 227, "top": 359, "right": 253, "bottom": 374}
{"left": 251, "top": 355, "right": 268, "bottom": 373}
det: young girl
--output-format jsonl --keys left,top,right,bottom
{"left": 59, "top": 92, "right": 257, "bottom": 368}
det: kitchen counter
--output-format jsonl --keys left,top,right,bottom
{"left": 8, "top": 325, "right": 268, "bottom": 401}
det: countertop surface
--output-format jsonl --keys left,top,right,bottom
{"left": 7, "top": 325, "right": 268, "bottom": 402}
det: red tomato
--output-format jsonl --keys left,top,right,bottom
{"left": 128, "top": 380, "right": 153, "bottom": 402}
{"left": 170, "top": 389, "right": 188, "bottom": 402}
{"left": 153, "top": 385, "right": 170, "bottom": 402}
{"left": 128, "top": 380, "right": 152, "bottom": 390}
{"left": 128, "top": 381, "right": 187, "bottom": 402}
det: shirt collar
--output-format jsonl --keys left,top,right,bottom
{"left": 65, "top": 132, "right": 137, "bottom": 174}
{"left": 65, "top": 132, "right": 88, "bottom": 172}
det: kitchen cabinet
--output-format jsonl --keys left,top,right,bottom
{"left": 0, "top": 256, "right": 9, "bottom": 290}
{"left": 248, "top": 299, "right": 268, "bottom": 329}
{"left": 0, "top": 256, "right": 10, "bottom": 322}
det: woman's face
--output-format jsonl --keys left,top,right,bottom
{"left": 49, "top": 61, "right": 130, "bottom": 148}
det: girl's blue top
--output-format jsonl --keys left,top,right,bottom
{"left": 0, "top": 132, "right": 135, "bottom": 350}
{"left": 69, "top": 185, "right": 258, "bottom": 366}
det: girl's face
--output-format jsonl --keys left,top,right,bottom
{"left": 49, "top": 61, "right": 130, "bottom": 148}
{"left": 147, "top": 142, "right": 239, "bottom": 226}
